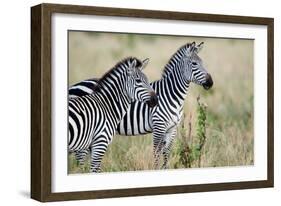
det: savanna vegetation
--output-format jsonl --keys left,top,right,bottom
{"left": 68, "top": 31, "right": 254, "bottom": 173}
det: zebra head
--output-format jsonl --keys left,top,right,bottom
{"left": 183, "top": 42, "right": 213, "bottom": 90}
{"left": 126, "top": 58, "right": 158, "bottom": 107}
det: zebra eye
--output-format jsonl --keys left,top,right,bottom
{"left": 192, "top": 62, "right": 198, "bottom": 66}
{"left": 135, "top": 79, "right": 142, "bottom": 83}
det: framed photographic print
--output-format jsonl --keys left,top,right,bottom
{"left": 31, "top": 3, "right": 274, "bottom": 202}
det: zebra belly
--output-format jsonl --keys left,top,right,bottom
{"left": 116, "top": 101, "right": 153, "bottom": 136}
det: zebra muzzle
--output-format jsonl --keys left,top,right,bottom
{"left": 203, "top": 73, "right": 213, "bottom": 90}
{"left": 147, "top": 92, "right": 158, "bottom": 107}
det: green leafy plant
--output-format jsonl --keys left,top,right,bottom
{"left": 195, "top": 96, "right": 207, "bottom": 167}
{"left": 174, "top": 96, "right": 208, "bottom": 168}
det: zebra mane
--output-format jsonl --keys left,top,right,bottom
{"left": 161, "top": 43, "right": 192, "bottom": 78}
{"left": 93, "top": 57, "right": 143, "bottom": 92}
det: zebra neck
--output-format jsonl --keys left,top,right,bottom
{"left": 95, "top": 81, "right": 131, "bottom": 124}
{"left": 161, "top": 70, "right": 190, "bottom": 108}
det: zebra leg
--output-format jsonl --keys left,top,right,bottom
{"left": 90, "top": 136, "right": 109, "bottom": 173}
{"left": 153, "top": 138, "right": 164, "bottom": 170}
{"left": 152, "top": 124, "right": 166, "bottom": 169}
{"left": 162, "top": 128, "right": 177, "bottom": 169}
{"left": 75, "top": 149, "right": 90, "bottom": 166}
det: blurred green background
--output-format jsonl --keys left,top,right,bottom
{"left": 68, "top": 31, "right": 254, "bottom": 173}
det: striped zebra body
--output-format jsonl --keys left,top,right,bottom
{"left": 69, "top": 57, "right": 157, "bottom": 172}
{"left": 70, "top": 42, "right": 213, "bottom": 169}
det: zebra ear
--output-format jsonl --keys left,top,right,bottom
{"left": 195, "top": 42, "right": 204, "bottom": 53}
{"left": 187, "top": 42, "right": 196, "bottom": 54}
{"left": 128, "top": 59, "right": 137, "bottom": 75}
{"left": 140, "top": 58, "right": 149, "bottom": 70}
{"left": 191, "top": 42, "right": 196, "bottom": 47}
{"left": 131, "top": 59, "right": 137, "bottom": 68}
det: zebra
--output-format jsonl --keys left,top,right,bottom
{"left": 69, "top": 42, "right": 213, "bottom": 169}
{"left": 68, "top": 57, "right": 158, "bottom": 172}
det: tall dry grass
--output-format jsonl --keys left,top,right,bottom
{"left": 68, "top": 31, "right": 254, "bottom": 173}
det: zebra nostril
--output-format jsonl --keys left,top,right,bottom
{"left": 207, "top": 74, "right": 213, "bottom": 86}
{"left": 203, "top": 73, "right": 213, "bottom": 90}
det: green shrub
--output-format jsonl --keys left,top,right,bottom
{"left": 174, "top": 96, "right": 207, "bottom": 168}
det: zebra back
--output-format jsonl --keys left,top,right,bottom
{"left": 69, "top": 78, "right": 98, "bottom": 99}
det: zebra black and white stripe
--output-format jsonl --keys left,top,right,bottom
{"left": 70, "top": 42, "right": 213, "bottom": 169}
{"left": 68, "top": 57, "right": 157, "bottom": 172}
